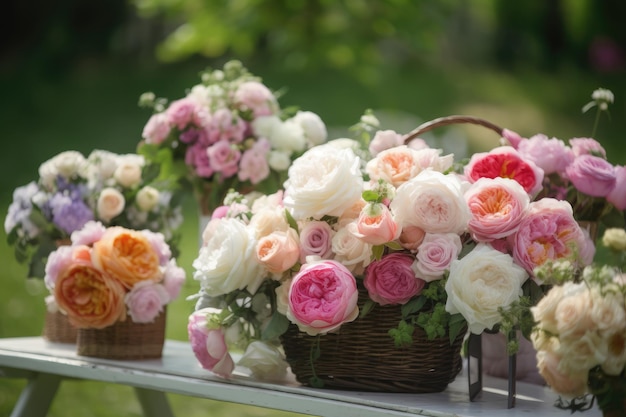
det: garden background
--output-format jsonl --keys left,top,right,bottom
{"left": 1, "top": 1, "right": 625, "bottom": 415}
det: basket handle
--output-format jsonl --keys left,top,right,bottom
{"left": 402, "top": 115, "right": 504, "bottom": 145}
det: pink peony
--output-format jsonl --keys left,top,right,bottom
{"left": 142, "top": 113, "right": 171, "bottom": 145}
{"left": 464, "top": 146, "right": 544, "bottom": 196}
{"left": 465, "top": 177, "right": 530, "bottom": 242}
{"left": 368, "top": 130, "right": 404, "bottom": 156}
{"left": 565, "top": 154, "right": 616, "bottom": 197}
{"left": 166, "top": 98, "right": 200, "bottom": 130}
{"left": 187, "top": 309, "right": 235, "bottom": 377}
{"left": 209, "top": 108, "right": 246, "bottom": 144}
{"left": 353, "top": 203, "right": 400, "bottom": 246}
{"left": 206, "top": 141, "right": 241, "bottom": 178}
{"left": 299, "top": 221, "right": 334, "bottom": 262}
{"left": 124, "top": 281, "right": 169, "bottom": 323}
{"left": 287, "top": 260, "right": 359, "bottom": 335}
{"left": 413, "top": 233, "right": 462, "bottom": 282}
{"left": 511, "top": 198, "right": 595, "bottom": 276}
{"left": 185, "top": 142, "right": 214, "bottom": 178}
{"left": 501, "top": 128, "right": 523, "bottom": 149}
{"left": 70, "top": 220, "right": 106, "bottom": 246}
{"left": 234, "top": 81, "right": 277, "bottom": 117}
{"left": 161, "top": 259, "right": 186, "bottom": 300}
{"left": 607, "top": 165, "right": 626, "bottom": 210}
{"left": 569, "top": 137, "right": 607, "bottom": 158}
{"left": 517, "top": 134, "right": 574, "bottom": 175}
{"left": 238, "top": 138, "right": 270, "bottom": 184}
{"left": 365, "top": 252, "right": 424, "bottom": 305}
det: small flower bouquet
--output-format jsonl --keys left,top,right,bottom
{"left": 531, "top": 227, "right": 626, "bottom": 417}
{"left": 137, "top": 60, "right": 327, "bottom": 216}
{"left": 187, "top": 113, "right": 594, "bottom": 392}
{"left": 45, "top": 221, "right": 186, "bottom": 358}
{"left": 5, "top": 149, "right": 184, "bottom": 280}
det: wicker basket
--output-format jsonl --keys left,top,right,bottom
{"left": 76, "top": 309, "right": 166, "bottom": 360}
{"left": 42, "top": 310, "right": 78, "bottom": 344}
{"left": 281, "top": 287, "right": 466, "bottom": 393}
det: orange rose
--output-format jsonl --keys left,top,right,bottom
{"left": 92, "top": 227, "right": 162, "bottom": 288}
{"left": 54, "top": 257, "right": 126, "bottom": 329}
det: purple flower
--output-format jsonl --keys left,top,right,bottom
{"left": 565, "top": 154, "right": 616, "bottom": 197}
{"left": 4, "top": 182, "right": 39, "bottom": 237}
{"left": 49, "top": 193, "right": 94, "bottom": 234}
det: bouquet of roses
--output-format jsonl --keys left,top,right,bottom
{"left": 44, "top": 221, "right": 185, "bottom": 328}
{"left": 137, "top": 60, "right": 327, "bottom": 215}
{"left": 187, "top": 113, "right": 594, "bottom": 382}
{"left": 5, "top": 149, "right": 184, "bottom": 279}
{"left": 531, "top": 227, "right": 626, "bottom": 416}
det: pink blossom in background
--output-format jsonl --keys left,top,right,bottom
{"left": 464, "top": 146, "right": 544, "bottom": 196}
{"left": 142, "top": 229, "right": 172, "bottom": 266}
{"left": 162, "top": 259, "right": 186, "bottom": 300}
{"left": 565, "top": 154, "right": 616, "bottom": 197}
{"left": 142, "top": 113, "right": 171, "bottom": 145}
{"left": 517, "top": 134, "right": 574, "bottom": 175}
{"left": 185, "top": 142, "right": 214, "bottom": 178}
{"left": 234, "top": 81, "right": 276, "bottom": 117}
{"left": 44, "top": 245, "right": 74, "bottom": 289}
{"left": 210, "top": 108, "right": 247, "bottom": 143}
{"left": 125, "top": 281, "right": 169, "bottom": 323}
{"left": 287, "top": 260, "right": 359, "bottom": 335}
{"left": 368, "top": 130, "right": 404, "bottom": 156}
{"left": 511, "top": 198, "right": 595, "bottom": 276}
{"left": 70, "top": 220, "right": 106, "bottom": 246}
{"left": 206, "top": 141, "right": 241, "bottom": 178}
{"left": 465, "top": 177, "right": 530, "bottom": 242}
{"left": 365, "top": 252, "right": 423, "bottom": 305}
{"left": 353, "top": 203, "right": 400, "bottom": 246}
{"left": 501, "top": 128, "right": 523, "bottom": 149}
{"left": 607, "top": 165, "right": 626, "bottom": 210}
{"left": 406, "top": 137, "right": 429, "bottom": 151}
{"left": 211, "top": 205, "right": 230, "bottom": 219}
{"left": 238, "top": 138, "right": 270, "bottom": 184}
{"left": 188, "top": 309, "right": 235, "bottom": 377}
{"left": 299, "top": 220, "right": 334, "bottom": 262}
{"left": 166, "top": 98, "right": 199, "bottom": 130}
{"left": 569, "top": 138, "right": 607, "bottom": 158}
{"left": 413, "top": 233, "right": 462, "bottom": 282}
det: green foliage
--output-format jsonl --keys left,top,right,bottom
{"left": 388, "top": 320, "right": 415, "bottom": 348}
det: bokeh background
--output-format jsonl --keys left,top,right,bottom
{"left": 1, "top": 1, "right": 625, "bottom": 415}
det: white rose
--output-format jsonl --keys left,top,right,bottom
{"left": 601, "top": 331, "right": 626, "bottom": 376}
{"left": 331, "top": 222, "right": 372, "bottom": 275}
{"left": 326, "top": 138, "right": 362, "bottom": 151}
{"left": 83, "top": 149, "right": 119, "bottom": 186}
{"left": 269, "top": 119, "right": 306, "bottom": 152}
{"left": 251, "top": 115, "right": 282, "bottom": 138}
{"left": 602, "top": 227, "right": 626, "bottom": 252}
{"left": 554, "top": 282, "right": 593, "bottom": 339}
{"left": 193, "top": 218, "right": 266, "bottom": 296}
{"left": 445, "top": 243, "right": 528, "bottom": 334}
{"left": 237, "top": 341, "right": 289, "bottom": 381}
{"left": 284, "top": 144, "right": 363, "bottom": 220}
{"left": 39, "top": 151, "right": 86, "bottom": 188}
{"left": 97, "top": 187, "right": 125, "bottom": 222}
{"left": 114, "top": 160, "right": 143, "bottom": 188}
{"left": 531, "top": 285, "right": 565, "bottom": 335}
{"left": 590, "top": 289, "right": 625, "bottom": 333}
{"left": 292, "top": 111, "right": 327, "bottom": 146}
{"left": 136, "top": 186, "right": 160, "bottom": 212}
{"left": 391, "top": 170, "right": 471, "bottom": 235}
{"left": 268, "top": 150, "right": 292, "bottom": 172}
{"left": 249, "top": 207, "right": 290, "bottom": 239}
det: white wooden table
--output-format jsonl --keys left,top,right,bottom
{"left": 0, "top": 337, "right": 599, "bottom": 417}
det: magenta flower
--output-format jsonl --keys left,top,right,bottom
{"left": 365, "top": 252, "right": 424, "bottom": 305}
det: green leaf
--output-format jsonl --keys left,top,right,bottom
{"left": 384, "top": 241, "right": 403, "bottom": 251}
{"left": 372, "top": 244, "right": 384, "bottom": 260}
{"left": 284, "top": 209, "right": 299, "bottom": 234}
{"left": 448, "top": 313, "right": 466, "bottom": 345}
{"left": 388, "top": 320, "right": 414, "bottom": 348}
{"left": 362, "top": 189, "right": 379, "bottom": 202}
{"left": 309, "top": 376, "right": 325, "bottom": 388}
{"left": 359, "top": 300, "right": 376, "bottom": 318}
{"left": 261, "top": 312, "right": 290, "bottom": 341}
{"left": 400, "top": 296, "right": 427, "bottom": 317}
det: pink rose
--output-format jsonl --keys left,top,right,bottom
{"left": 234, "top": 81, "right": 277, "bottom": 117}
{"left": 185, "top": 142, "right": 214, "bottom": 178}
{"left": 368, "top": 130, "right": 404, "bottom": 156}
{"left": 125, "top": 281, "right": 169, "bottom": 323}
{"left": 141, "top": 229, "right": 172, "bottom": 266}
{"left": 465, "top": 177, "right": 530, "bottom": 242}
{"left": 413, "top": 233, "right": 462, "bottom": 282}
{"left": 238, "top": 138, "right": 270, "bottom": 184}
{"left": 299, "top": 221, "right": 334, "bottom": 262}
{"left": 398, "top": 225, "right": 426, "bottom": 252}
{"left": 565, "top": 154, "right": 616, "bottom": 197}
{"left": 287, "top": 260, "right": 359, "bottom": 335}
{"left": 511, "top": 198, "right": 595, "bottom": 276}
{"left": 517, "top": 134, "right": 574, "bottom": 175}
{"left": 206, "top": 141, "right": 241, "bottom": 178}
{"left": 607, "top": 165, "right": 626, "bottom": 210}
{"left": 70, "top": 220, "right": 106, "bottom": 246}
{"left": 211, "top": 205, "right": 230, "bottom": 219}
{"left": 501, "top": 128, "right": 523, "bottom": 149}
{"left": 569, "top": 137, "right": 607, "bottom": 158}
{"left": 188, "top": 309, "right": 235, "bottom": 377}
{"left": 142, "top": 113, "right": 171, "bottom": 145}
{"left": 256, "top": 229, "right": 300, "bottom": 274}
{"left": 209, "top": 108, "right": 246, "bottom": 143}
{"left": 162, "top": 259, "right": 186, "bottom": 300}
{"left": 353, "top": 203, "right": 400, "bottom": 245}
{"left": 44, "top": 245, "right": 74, "bottom": 290}
{"left": 166, "top": 98, "right": 199, "bottom": 130}
{"left": 365, "top": 253, "right": 424, "bottom": 305}
{"left": 464, "top": 146, "right": 544, "bottom": 196}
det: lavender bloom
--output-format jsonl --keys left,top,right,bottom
{"left": 48, "top": 193, "right": 94, "bottom": 234}
{"left": 4, "top": 182, "right": 39, "bottom": 237}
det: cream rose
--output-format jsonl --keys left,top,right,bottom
{"left": 97, "top": 187, "right": 125, "bottom": 222}
{"left": 445, "top": 243, "right": 528, "bottom": 333}
{"left": 602, "top": 227, "right": 626, "bottom": 252}
{"left": 193, "top": 218, "right": 266, "bottom": 296}
{"left": 284, "top": 144, "right": 363, "bottom": 219}
{"left": 114, "top": 160, "right": 143, "bottom": 188}
{"left": 237, "top": 341, "right": 289, "bottom": 381}
{"left": 536, "top": 350, "right": 588, "bottom": 398}
{"left": 331, "top": 223, "right": 372, "bottom": 275}
{"left": 292, "top": 110, "right": 327, "bottom": 146}
{"left": 391, "top": 170, "right": 471, "bottom": 235}
{"left": 136, "top": 186, "right": 160, "bottom": 212}
{"left": 554, "top": 282, "right": 593, "bottom": 339}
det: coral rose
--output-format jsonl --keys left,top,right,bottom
{"left": 365, "top": 253, "right": 424, "bottom": 305}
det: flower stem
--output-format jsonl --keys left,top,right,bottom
{"left": 592, "top": 107, "right": 601, "bottom": 138}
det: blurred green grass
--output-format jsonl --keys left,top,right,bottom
{"left": 1, "top": 59, "right": 625, "bottom": 415}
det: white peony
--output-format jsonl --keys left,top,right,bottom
{"left": 39, "top": 150, "right": 86, "bottom": 188}
{"left": 283, "top": 144, "right": 363, "bottom": 220}
{"left": 445, "top": 243, "right": 528, "bottom": 334}
{"left": 292, "top": 110, "right": 327, "bottom": 146}
{"left": 193, "top": 218, "right": 266, "bottom": 296}
{"left": 268, "top": 150, "right": 292, "bottom": 171}
{"left": 268, "top": 119, "right": 307, "bottom": 152}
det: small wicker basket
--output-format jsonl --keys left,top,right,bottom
{"left": 42, "top": 310, "right": 78, "bottom": 344}
{"left": 76, "top": 309, "right": 166, "bottom": 360}
{"left": 281, "top": 287, "right": 466, "bottom": 393}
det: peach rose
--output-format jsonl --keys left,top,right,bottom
{"left": 54, "top": 255, "right": 127, "bottom": 329}
{"left": 256, "top": 229, "right": 300, "bottom": 274}
{"left": 554, "top": 282, "right": 593, "bottom": 339}
{"left": 353, "top": 203, "right": 400, "bottom": 246}
{"left": 537, "top": 350, "right": 588, "bottom": 398}
{"left": 92, "top": 228, "right": 162, "bottom": 288}
{"left": 97, "top": 187, "right": 125, "bottom": 222}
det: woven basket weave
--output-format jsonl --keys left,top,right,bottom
{"left": 42, "top": 310, "right": 78, "bottom": 344}
{"left": 77, "top": 309, "right": 166, "bottom": 360}
{"left": 281, "top": 287, "right": 466, "bottom": 393}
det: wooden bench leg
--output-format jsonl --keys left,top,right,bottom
{"left": 134, "top": 387, "right": 175, "bottom": 417}
{"left": 10, "top": 372, "right": 62, "bottom": 417}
